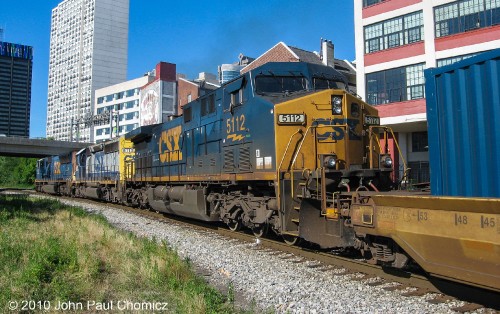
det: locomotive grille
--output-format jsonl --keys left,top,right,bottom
{"left": 239, "top": 146, "right": 251, "bottom": 172}
{"left": 223, "top": 149, "right": 235, "bottom": 172}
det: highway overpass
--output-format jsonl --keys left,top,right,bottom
{"left": 0, "top": 137, "right": 90, "bottom": 158}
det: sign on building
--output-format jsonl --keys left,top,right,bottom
{"left": 140, "top": 80, "right": 177, "bottom": 126}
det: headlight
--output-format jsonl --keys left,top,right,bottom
{"left": 381, "top": 155, "right": 393, "bottom": 168}
{"left": 332, "top": 96, "right": 342, "bottom": 115}
{"left": 324, "top": 155, "right": 337, "bottom": 169}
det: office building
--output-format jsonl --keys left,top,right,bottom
{"left": 354, "top": 0, "right": 500, "bottom": 182}
{"left": 94, "top": 62, "right": 177, "bottom": 142}
{"left": 0, "top": 42, "right": 33, "bottom": 137}
{"left": 218, "top": 54, "right": 254, "bottom": 84}
{"left": 94, "top": 75, "right": 152, "bottom": 142}
{"left": 46, "top": 0, "right": 129, "bottom": 142}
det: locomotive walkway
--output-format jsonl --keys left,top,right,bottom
{"left": 0, "top": 136, "right": 89, "bottom": 158}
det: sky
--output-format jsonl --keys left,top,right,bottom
{"left": 0, "top": 0, "right": 355, "bottom": 138}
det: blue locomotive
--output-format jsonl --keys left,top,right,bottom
{"left": 121, "top": 61, "right": 392, "bottom": 246}
{"left": 37, "top": 61, "right": 393, "bottom": 247}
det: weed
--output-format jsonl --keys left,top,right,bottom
{"left": 0, "top": 196, "right": 244, "bottom": 313}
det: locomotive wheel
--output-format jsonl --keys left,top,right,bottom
{"left": 227, "top": 219, "right": 241, "bottom": 232}
{"left": 282, "top": 234, "right": 301, "bottom": 246}
{"left": 252, "top": 224, "right": 268, "bottom": 238}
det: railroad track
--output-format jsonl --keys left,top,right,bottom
{"left": 4, "top": 190, "right": 499, "bottom": 312}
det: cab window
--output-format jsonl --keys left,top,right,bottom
{"left": 255, "top": 75, "right": 307, "bottom": 94}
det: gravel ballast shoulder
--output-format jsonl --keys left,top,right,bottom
{"left": 34, "top": 196, "right": 470, "bottom": 313}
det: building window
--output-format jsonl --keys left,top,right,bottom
{"left": 125, "top": 89, "right": 135, "bottom": 97}
{"left": 97, "top": 97, "right": 104, "bottom": 104}
{"left": 125, "top": 112, "right": 135, "bottom": 120}
{"left": 435, "top": 0, "right": 500, "bottom": 38}
{"left": 363, "top": 0, "right": 385, "bottom": 8}
{"left": 407, "top": 161, "right": 430, "bottom": 184}
{"left": 187, "top": 94, "right": 192, "bottom": 102}
{"left": 412, "top": 131, "right": 428, "bottom": 152}
{"left": 366, "top": 63, "right": 425, "bottom": 105}
{"left": 364, "top": 11, "right": 423, "bottom": 53}
{"left": 437, "top": 52, "right": 480, "bottom": 67}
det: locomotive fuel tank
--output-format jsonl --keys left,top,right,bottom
{"left": 83, "top": 187, "right": 102, "bottom": 200}
{"left": 41, "top": 184, "right": 59, "bottom": 195}
{"left": 146, "top": 185, "right": 218, "bottom": 221}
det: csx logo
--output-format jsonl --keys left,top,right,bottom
{"left": 53, "top": 161, "right": 61, "bottom": 175}
{"left": 316, "top": 118, "right": 361, "bottom": 141}
{"left": 159, "top": 125, "right": 183, "bottom": 163}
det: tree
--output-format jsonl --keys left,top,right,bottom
{"left": 0, "top": 157, "right": 37, "bottom": 187}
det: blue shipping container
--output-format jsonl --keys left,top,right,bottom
{"left": 425, "top": 49, "right": 500, "bottom": 197}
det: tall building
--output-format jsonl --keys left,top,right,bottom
{"left": 218, "top": 53, "right": 254, "bottom": 84}
{"left": 46, "top": 0, "right": 129, "bottom": 142}
{"left": 0, "top": 41, "right": 33, "bottom": 137}
{"left": 354, "top": 0, "right": 500, "bottom": 183}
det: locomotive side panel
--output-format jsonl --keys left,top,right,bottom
{"left": 221, "top": 78, "right": 277, "bottom": 180}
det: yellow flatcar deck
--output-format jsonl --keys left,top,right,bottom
{"left": 352, "top": 194, "right": 500, "bottom": 292}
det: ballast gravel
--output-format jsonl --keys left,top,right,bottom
{"left": 31, "top": 195, "right": 472, "bottom": 313}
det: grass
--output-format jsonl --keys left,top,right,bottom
{"left": 0, "top": 194, "right": 242, "bottom": 313}
{"left": 0, "top": 184, "right": 34, "bottom": 189}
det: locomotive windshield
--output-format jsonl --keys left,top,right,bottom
{"left": 313, "top": 77, "right": 346, "bottom": 91}
{"left": 255, "top": 75, "right": 307, "bottom": 95}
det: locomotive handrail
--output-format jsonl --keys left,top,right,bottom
{"left": 289, "top": 125, "right": 313, "bottom": 199}
{"left": 367, "top": 126, "right": 408, "bottom": 175}
{"left": 387, "top": 127, "right": 407, "bottom": 174}
{"left": 277, "top": 129, "right": 303, "bottom": 173}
